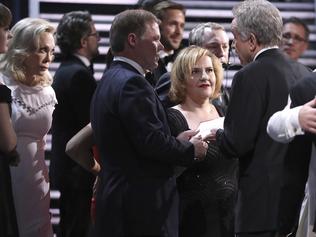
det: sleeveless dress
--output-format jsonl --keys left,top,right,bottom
{"left": 1, "top": 73, "right": 57, "bottom": 237}
{"left": 0, "top": 84, "right": 19, "bottom": 237}
{"left": 167, "top": 107, "right": 239, "bottom": 237}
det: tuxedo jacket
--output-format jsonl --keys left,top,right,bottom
{"left": 152, "top": 48, "right": 182, "bottom": 86}
{"left": 151, "top": 57, "right": 168, "bottom": 86}
{"left": 90, "top": 61, "right": 195, "bottom": 237}
{"left": 278, "top": 72, "right": 316, "bottom": 235}
{"left": 216, "top": 49, "right": 310, "bottom": 233}
{"left": 50, "top": 55, "right": 96, "bottom": 190}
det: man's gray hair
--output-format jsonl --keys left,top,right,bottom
{"left": 189, "top": 22, "right": 225, "bottom": 46}
{"left": 232, "top": 0, "right": 283, "bottom": 46}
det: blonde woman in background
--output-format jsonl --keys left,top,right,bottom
{"left": 0, "top": 18, "right": 56, "bottom": 237}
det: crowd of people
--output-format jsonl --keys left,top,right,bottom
{"left": 0, "top": 0, "right": 315, "bottom": 237}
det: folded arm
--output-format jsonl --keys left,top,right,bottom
{"left": 66, "top": 123, "right": 100, "bottom": 176}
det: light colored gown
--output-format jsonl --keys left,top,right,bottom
{"left": 1, "top": 73, "right": 56, "bottom": 237}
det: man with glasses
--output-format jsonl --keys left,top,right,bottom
{"left": 50, "top": 11, "right": 100, "bottom": 237}
{"left": 274, "top": 16, "right": 313, "bottom": 237}
{"left": 281, "top": 17, "right": 309, "bottom": 61}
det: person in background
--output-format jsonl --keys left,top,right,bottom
{"left": 0, "top": 17, "right": 56, "bottom": 237}
{"left": 267, "top": 72, "right": 316, "bottom": 237}
{"left": 139, "top": 0, "right": 186, "bottom": 85}
{"left": 65, "top": 123, "right": 100, "bottom": 176}
{"left": 90, "top": 9, "right": 207, "bottom": 237}
{"left": 156, "top": 22, "right": 231, "bottom": 111}
{"left": 65, "top": 123, "right": 100, "bottom": 225}
{"left": 189, "top": 22, "right": 230, "bottom": 66}
{"left": 0, "top": 3, "right": 19, "bottom": 237}
{"left": 212, "top": 1, "right": 311, "bottom": 236}
{"left": 277, "top": 15, "right": 312, "bottom": 237}
{"left": 50, "top": 11, "right": 99, "bottom": 237}
{"left": 168, "top": 45, "right": 238, "bottom": 237}
{"left": 281, "top": 17, "right": 309, "bottom": 61}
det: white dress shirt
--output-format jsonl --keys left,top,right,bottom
{"left": 267, "top": 97, "right": 304, "bottom": 143}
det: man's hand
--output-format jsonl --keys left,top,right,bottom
{"left": 298, "top": 98, "right": 316, "bottom": 134}
{"left": 189, "top": 135, "right": 208, "bottom": 161}
{"left": 203, "top": 129, "right": 218, "bottom": 142}
{"left": 176, "top": 129, "right": 199, "bottom": 141}
{"left": 176, "top": 130, "right": 207, "bottom": 161}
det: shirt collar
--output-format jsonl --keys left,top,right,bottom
{"left": 113, "top": 56, "right": 146, "bottom": 76}
{"left": 74, "top": 54, "right": 91, "bottom": 67}
{"left": 253, "top": 46, "right": 278, "bottom": 61}
{"left": 159, "top": 50, "right": 174, "bottom": 59}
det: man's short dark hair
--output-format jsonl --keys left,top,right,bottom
{"left": 56, "top": 11, "right": 92, "bottom": 57}
{"left": 137, "top": 0, "right": 185, "bottom": 21}
{"left": 284, "top": 17, "right": 310, "bottom": 41}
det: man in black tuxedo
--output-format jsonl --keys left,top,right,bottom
{"left": 267, "top": 72, "right": 316, "bottom": 236}
{"left": 139, "top": 0, "right": 186, "bottom": 85}
{"left": 50, "top": 11, "right": 99, "bottom": 237}
{"left": 212, "top": 1, "right": 311, "bottom": 236}
{"left": 90, "top": 9, "right": 207, "bottom": 237}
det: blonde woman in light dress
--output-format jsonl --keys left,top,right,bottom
{"left": 0, "top": 18, "right": 56, "bottom": 237}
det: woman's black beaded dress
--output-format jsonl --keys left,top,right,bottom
{"left": 168, "top": 107, "right": 238, "bottom": 237}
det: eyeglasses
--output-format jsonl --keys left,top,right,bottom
{"left": 88, "top": 32, "right": 100, "bottom": 38}
{"left": 282, "top": 33, "right": 307, "bottom": 44}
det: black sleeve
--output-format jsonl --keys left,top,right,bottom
{"left": 167, "top": 108, "right": 189, "bottom": 136}
{"left": 0, "top": 85, "right": 12, "bottom": 104}
{"left": 118, "top": 76, "right": 194, "bottom": 167}
{"left": 290, "top": 73, "right": 316, "bottom": 107}
{"left": 70, "top": 69, "right": 97, "bottom": 127}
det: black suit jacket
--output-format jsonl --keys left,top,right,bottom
{"left": 216, "top": 49, "right": 309, "bottom": 232}
{"left": 50, "top": 55, "right": 96, "bottom": 190}
{"left": 152, "top": 48, "right": 181, "bottom": 86}
{"left": 90, "top": 61, "right": 195, "bottom": 237}
{"left": 152, "top": 58, "right": 168, "bottom": 86}
{"left": 278, "top": 72, "right": 316, "bottom": 235}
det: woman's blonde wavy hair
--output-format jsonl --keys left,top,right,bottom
{"left": 169, "top": 45, "right": 223, "bottom": 104}
{"left": 0, "top": 18, "right": 55, "bottom": 86}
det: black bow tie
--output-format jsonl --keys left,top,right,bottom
{"left": 161, "top": 54, "right": 175, "bottom": 66}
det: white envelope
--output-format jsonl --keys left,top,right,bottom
{"left": 196, "top": 117, "right": 224, "bottom": 139}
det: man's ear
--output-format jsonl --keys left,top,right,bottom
{"left": 248, "top": 33, "right": 258, "bottom": 52}
{"left": 81, "top": 36, "right": 88, "bottom": 48}
{"left": 127, "top": 33, "right": 137, "bottom": 48}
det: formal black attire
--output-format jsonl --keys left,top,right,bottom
{"left": 50, "top": 55, "right": 97, "bottom": 237}
{"left": 0, "top": 85, "right": 19, "bottom": 237}
{"left": 215, "top": 49, "right": 309, "bottom": 235}
{"left": 151, "top": 48, "right": 182, "bottom": 86}
{"left": 90, "top": 60, "right": 196, "bottom": 237}
{"left": 168, "top": 107, "right": 238, "bottom": 237}
{"left": 278, "top": 72, "right": 316, "bottom": 235}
